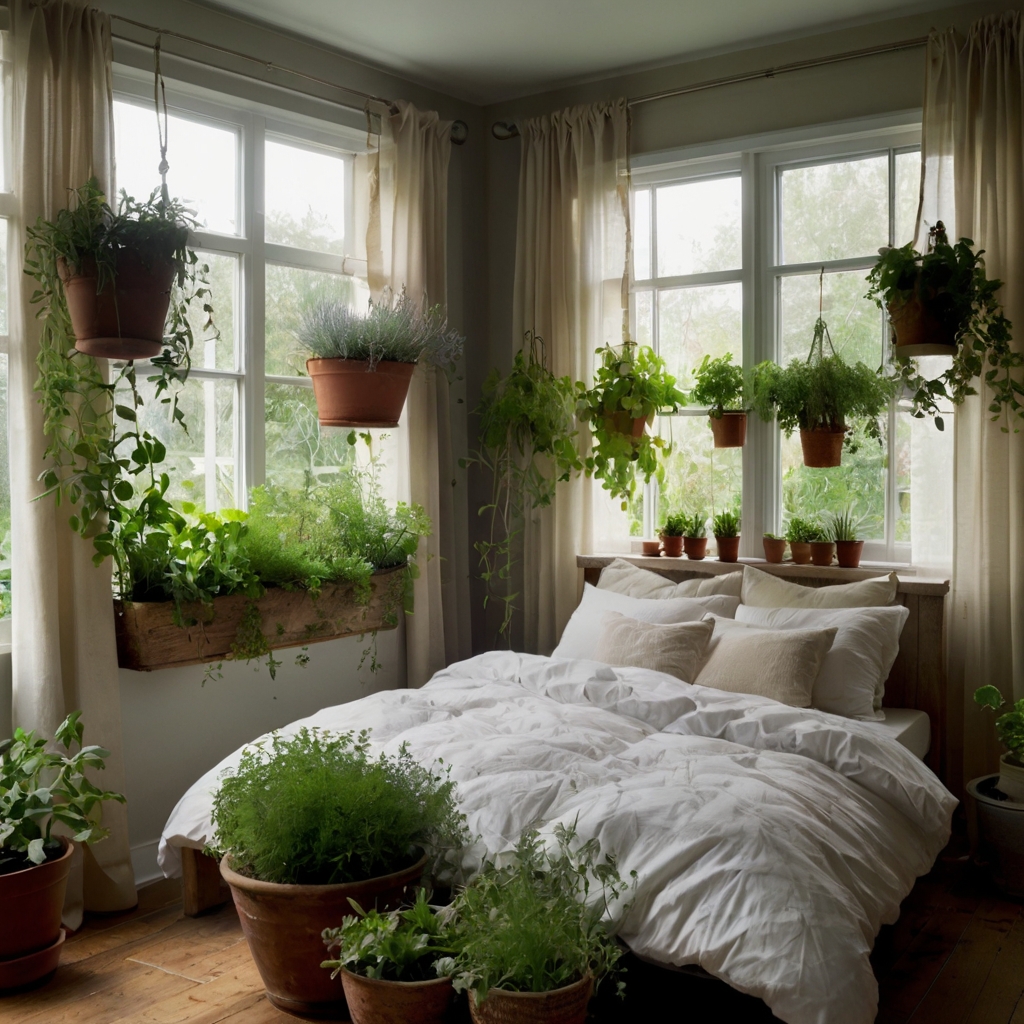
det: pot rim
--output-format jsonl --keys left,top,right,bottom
{"left": 340, "top": 968, "right": 453, "bottom": 990}
{"left": 305, "top": 357, "right": 417, "bottom": 372}
{"left": 0, "top": 836, "right": 73, "bottom": 881}
{"left": 968, "top": 773, "right": 1024, "bottom": 809}
{"left": 471, "top": 973, "right": 593, "bottom": 1002}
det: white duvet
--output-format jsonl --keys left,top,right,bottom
{"left": 160, "top": 652, "right": 956, "bottom": 1024}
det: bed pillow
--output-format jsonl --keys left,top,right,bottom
{"left": 735, "top": 604, "right": 910, "bottom": 719}
{"left": 694, "top": 616, "right": 837, "bottom": 708}
{"left": 594, "top": 612, "right": 715, "bottom": 682}
{"left": 553, "top": 583, "right": 739, "bottom": 660}
{"left": 597, "top": 558, "right": 743, "bottom": 599}
{"left": 740, "top": 565, "right": 898, "bottom": 608}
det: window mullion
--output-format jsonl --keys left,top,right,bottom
{"left": 243, "top": 113, "right": 266, "bottom": 503}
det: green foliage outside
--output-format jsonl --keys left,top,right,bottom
{"left": 211, "top": 727, "right": 468, "bottom": 886}
{"left": 974, "top": 686, "right": 1024, "bottom": 765}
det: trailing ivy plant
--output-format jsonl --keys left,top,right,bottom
{"left": 462, "top": 333, "right": 583, "bottom": 639}
{"left": 577, "top": 341, "right": 686, "bottom": 507}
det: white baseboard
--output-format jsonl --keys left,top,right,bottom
{"left": 131, "top": 839, "right": 164, "bottom": 888}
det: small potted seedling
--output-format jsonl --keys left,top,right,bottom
{"left": 690, "top": 353, "right": 746, "bottom": 448}
{"left": 681, "top": 512, "right": 708, "bottom": 560}
{"left": 659, "top": 513, "right": 685, "bottom": 558}
{"left": 712, "top": 510, "right": 741, "bottom": 563}
{"left": 762, "top": 533, "right": 786, "bottom": 564}
{"left": 785, "top": 517, "right": 817, "bottom": 565}
{"left": 830, "top": 509, "right": 864, "bottom": 569}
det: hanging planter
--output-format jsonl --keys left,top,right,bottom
{"left": 799, "top": 426, "right": 846, "bottom": 468}
{"left": 298, "top": 288, "right": 463, "bottom": 428}
{"left": 709, "top": 411, "right": 747, "bottom": 448}
{"left": 690, "top": 354, "right": 748, "bottom": 448}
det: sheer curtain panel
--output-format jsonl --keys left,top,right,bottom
{"left": 9, "top": 0, "right": 136, "bottom": 924}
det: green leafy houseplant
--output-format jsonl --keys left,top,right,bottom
{"left": 660, "top": 513, "right": 686, "bottom": 538}
{"left": 443, "top": 824, "right": 633, "bottom": 1005}
{"left": 0, "top": 712, "right": 125, "bottom": 874}
{"left": 975, "top": 686, "right": 1024, "bottom": 767}
{"left": 829, "top": 509, "right": 861, "bottom": 543}
{"left": 577, "top": 341, "right": 686, "bottom": 506}
{"left": 712, "top": 510, "right": 740, "bottom": 538}
{"left": 681, "top": 511, "right": 708, "bottom": 540}
{"left": 866, "top": 224, "right": 1020, "bottom": 430}
{"left": 463, "top": 333, "right": 583, "bottom": 640}
{"left": 785, "top": 516, "right": 821, "bottom": 544}
{"left": 691, "top": 353, "right": 745, "bottom": 416}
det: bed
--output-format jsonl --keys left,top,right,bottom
{"left": 161, "top": 558, "right": 956, "bottom": 1024}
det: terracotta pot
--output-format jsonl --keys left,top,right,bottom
{"left": 0, "top": 838, "right": 74, "bottom": 990}
{"left": 763, "top": 537, "right": 787, "bottom": 563}
{"left": 602, "top": 411, "right": 649, "bottom": 439}
{"left": 469, "top": 975, "right": 593, "bottom": 1024}
{"left": 682, "top": 537, "right": 707, "bottom": 560}
{"left": 59, "top": 254, "right": 174, "bottom": 360}
{"left": 708, "top": 411, "right": 747, "bottom": 448}
{"left": 641, "top": 540, "right": 661, "bottom": 556}
{"left": 809, "top": 541, "right": 836, "bottom": 567}
{"left": 660, "top": 534, "right": 683, "bottom": 558}
{"left": 835, "top": 540, "right": 864, "bottom": 569}
{"left": 887, "top": 293, "right": 957, "bottom": 355}
{"left": 341, "top": 970, "right": 453, "bottom": 1024}
{"left": 799, "top": 427, "right": 845, "bottom": 468}
{"left": 307, "top": 358, "right": 416, "bottom": 428}
{"left": 998, "top": 754, "right": 1024, "bottom": 803}
{"left": 715, "top": 536, "right": 740, "bottom": 563}
{"left": 789, "top": 541, "right": 812, "bottom": 565}
{"left": 221, "top": 850, "right": 427, "bottom": 1018}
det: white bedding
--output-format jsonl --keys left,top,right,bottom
{"left": 159, "top": 652, "right": 955, "bottom": 1024}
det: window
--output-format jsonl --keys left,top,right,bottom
{"left": 631, "top": 123, "right": 954, "bottom": 565}
{"left": 0, "top": 34, "right": 13, "bottom": 623}
{"left": 112, "top": 77, "right": 370, "bottom": 513}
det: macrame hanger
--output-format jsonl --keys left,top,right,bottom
{"left": 808, "top": 267, "right": 837, "bottom": 362}
{"left": 154, "top": 35, "right": 170, "bottom": 207}
{"left": 621, "top": 103, "right": 634, "bottom": 349}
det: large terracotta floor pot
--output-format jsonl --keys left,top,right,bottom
{"left": 306, "top": 358, "right": 416, "bottom": 428}
{"left": 341, "top": 970, "right": 453, "bottom": 1024}
{"left": 709, "top": 411, "right": 747, "bottom": 448}
{"left": 799, "top": 428, "right": 845, "bottom": 468}
{"left": 469, "top": 975, "right": 593, "bottom": 1024}
{"left": 221, "top": 851, "right": 427, "bottom": 1019}
{"left": 0, "top": 838, "right": 74, "bottom": 990}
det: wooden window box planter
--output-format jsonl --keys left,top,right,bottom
{"left": 114, "top": 566, "right": 407, "bottom": 671}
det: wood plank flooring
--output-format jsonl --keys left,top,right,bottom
{"left": 1, "top": 838, "right": 1020, "bottom": 1024}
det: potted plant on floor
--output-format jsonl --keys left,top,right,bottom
{"left": 690, "top": 353, "right": 747, "bottom": 448}
{"left": 866, "top": 223, "right": 1020, "bottom": 429}
{"left": 445, "top": 824, "right": 633, "bottom": 1024}
{"left": 321, "top": 889, "right": 456, "bottom": 1024}
{"left": 967, "top": 686, "right": 1024, "bottom": 898}
{"left": 830, "top": 509, "right": 864, "bottom": 569}
{"left": 659, "top": 512, "right": 685, "bottom": 558}
{"left": 763, "top": 533, "right": 786, "bottom": 564}
{"left": 749, "top": 316, "right": 895, "bottom": 468}
{"left": 0, "top": 712, "right": 125, "bottom": 991}
{"left": 713, "top": 510, "right": 741, "bottom": 563}
{"left": 681, "top": 511, "right": 708, "bottom": 561}
{"left": 300, "top": 287, "right": 464, "bottom": 428}
{"left": 577, "top": 341, "right": 686, "bottom": 507}
{"left": 785, "top": 517, "right": 817, "bottom": 565}
{"left": 211, "top": 727, "right": 468, "bottom": 1018}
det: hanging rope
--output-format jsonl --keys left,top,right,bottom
{"left": 154, "top": 35, "right": 170, "bottom": 207}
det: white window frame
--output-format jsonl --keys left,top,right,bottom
{"left": 631, "top": 117, "right": 923, "bottom": 565}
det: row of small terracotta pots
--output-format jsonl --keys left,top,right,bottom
{"left": 656, "top": 535, "right": 740, "bottom": 562}
{"left": 762, "top": 537, "right": 864, "bottom": 569}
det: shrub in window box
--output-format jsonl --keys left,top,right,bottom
{"left": 299, "top": 287, "right": 464, "bottom": 428}
{"left": 690, "top": 353, "right": 747, "bottom": 448}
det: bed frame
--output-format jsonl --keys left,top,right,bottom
{"left": 180, "top": 555, "right": 956, "bottom": 917}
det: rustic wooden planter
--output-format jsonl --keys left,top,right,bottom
{"left": 114, "top": 566, "right": 406, "bottom": 671}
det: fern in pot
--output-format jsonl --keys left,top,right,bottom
{"left": 691, "top": 353, "right": 747, "bottom": 448}
{"left": 299, "top": 286, "right": 464, "bottom": 428}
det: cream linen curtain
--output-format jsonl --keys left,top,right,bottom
{"left": 9, "top": 0, "right": 136, "bottom": 923}
{"left": 367, "top": 99, "right": 470, "bottom": 686}
{"left": 513, "top": 100, "right": 629, "bottom": 654}
{"left": 917, "top": 12, "right": 1024, "bottom": 793}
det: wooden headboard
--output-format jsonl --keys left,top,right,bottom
{"left": 578, "top": 556, "right": 959, "bottom": 795}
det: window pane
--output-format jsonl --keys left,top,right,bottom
{"left": 113, "top": 100, "right": 238, "bottom": 235}
{"left": 0, "top": 220, "right": 7, "bottom": 335}
{"left": 265, "top": 265, "right": 369, "bottom": 377}
{"left": 780, "top": 156, "right": 887, "bottom": 264}
{"left": 781, "top": 421, "right": 887, "bottom": 542}
{"left": 780, "top": 271, "right": 882, "bottom": 367}
{"left": 657, "top": 414, "right": 742, "bottom": 543}
{"left": 264, "top": 382, "right": 358, "bottom": 490}
{"left": 658, "top": 283, "right": 742, "bottom": 387}
{"left": 189, "top": 252, "right": 236, "bottom": 370}
{"left": 895, "top": 150, "right": 921, "bottom": 248}
{"left": 656, "top": 176, "right": 741, "bottom": 277}
{"left": 634, "top": 189, "right": 651, "bottom": 280}
{"left": 265, "top": 139, "right": 346, "bottom": 254}
{"left": 635, "top": 289, "right": 653, "bottom": 347}
{"left": 0, "top": 354, "right": 9, "bottom": 617}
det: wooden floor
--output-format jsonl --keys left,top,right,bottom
{"left": 2, "top": 838, "right": 1022, "bottom": 1024}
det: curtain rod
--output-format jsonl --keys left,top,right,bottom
{"left": 490, "top": 34, "right": 929, "bottom": 140}
{"left": 108, "top": 13, "right": 469, "bottom": 144}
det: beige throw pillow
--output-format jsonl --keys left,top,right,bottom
{"left": 694, "top": 616, "right": 837, "bottom": 708}
{"left": 740, "top": 565, "right": 898, "bottom": 608}
{"left": 598, "top": 557, "right": 742, "bottom": 599}
{"left": 594, "top": 612, "right": 715, "bottom": 683}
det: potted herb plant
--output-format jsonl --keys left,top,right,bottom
{"left": 212, "top": 728, "right": 468, "bottom": 1018}
{"left": 577, "top": 341, "right": 686, "bottom": 506}
{"left": 967, "top": 686, "right": 1024, "bottom": 898}
{"left": 659, "top": 512, "right": 685, "bottom": 558}
{"left": 299, "top": 287, "right": 464, "bottom": 428}
{"left": 806, "top": 521, "right": 835, "bottom": 567}
{"left": 0, "top": 712, "right": 125, "bottom": 991}
{"left": 445, "top": 824, "right": 632, "bottom": 1024}
{"left": 785, "top": 517, "right": 816, "bottom": 565}
{"left": 750, "top": 316, "right": 895, "bottom": 468}
{"left": 691, "top": 353, "right": 747, "bottom": 448}
{"left": 763, "top": 533, "right": 786, "bottom": 564}
{"left": 681, "top": 511, "right": 708, "bottom": 560}
{"left": 713, "top": 510, "right": 741, "bottom": 563}
{"left": 830, "top": 509, "right": 864, "bottom": 569}
{"left": 321, "top": 889, "right": 455, "bottom": 1024}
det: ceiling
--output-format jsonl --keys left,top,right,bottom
{"left": 198, "top": 0, "right": 963, "bottom": 105}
